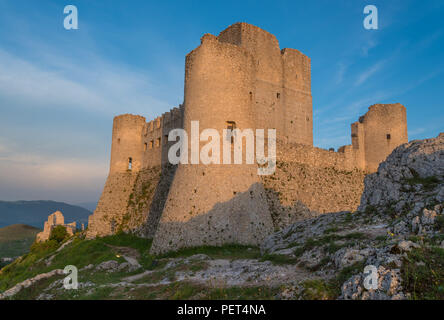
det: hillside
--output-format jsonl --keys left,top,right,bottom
{"left": 0, "top": 224, "right": 41, "bottom": 267}
{"left": 0, "top": 201, "right": 92, "bottom": 229}
{"left": 0, "top": 134, "right": 442, "bottom": 300}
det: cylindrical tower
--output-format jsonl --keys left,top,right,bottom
{"left": 109, "top": 114, "right": 146, "bottom": 174}
{"left": 151, "top": 34, "right": 273, "bottom": 254}
{"left": 362, "top": 103, "right": 408, "bottom": 172}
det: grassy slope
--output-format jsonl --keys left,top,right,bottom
{"left": 0, "top": 233, "right": 281, "bottom": 300}
{"left": 1, "top": 230, "right": 443, "bottom": 300}
{"left": 0, "top": 224, "right": 41, "bottom": 261}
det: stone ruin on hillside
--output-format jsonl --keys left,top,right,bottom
{"left": 36, "top": 211, "right": 77, "bottom": 242}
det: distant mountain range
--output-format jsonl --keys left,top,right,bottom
{"left": 0, "top": 200, "right": 92, "bottom": 229}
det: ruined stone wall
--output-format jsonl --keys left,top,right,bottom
{"left": 87, "top": 172, "right": 138, "bottom": 238}
{"left": 150, "top": 34, "right": 274, "bottom": 254}
{"left": 262, "top": 142, "right": 366, "bottom": 229}
{"left": 120, "top": 164, "right": 177, "bottom": 238}
{"left": 36, "top": 211, "right": 76, "bottom": 242}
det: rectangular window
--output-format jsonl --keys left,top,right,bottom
{"left": 144, "top": 143, "right": 147, "bottom": 151}
{"left": 156, "top": 137, "right": 161, "bottom": 147}
{"left": 149, "top": 141, "right": 154, "bottom": 149}
{"left": 164, "top": 135, "right": 168, "bottom": 145}
{"left": 386, "top": 134, "right": 391, "bottom": 140}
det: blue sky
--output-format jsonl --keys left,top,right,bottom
{"left": 0, "top": 0, "right": 443, "bottom": 204}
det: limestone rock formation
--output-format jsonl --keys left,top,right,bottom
{"left": 261, "top": 133, "right": 444, "bottom": 300}
{"left": 36, "top": 211, "right": 76, "bottom": 242}
{"left": 359, "top": 132, "right": 444, "bottom": 213}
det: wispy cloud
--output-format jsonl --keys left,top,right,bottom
{"left": 0, "top": 139, "right": 107, "bottom": 202}
{"left": 0, "top": 49, "right": 172, "bottom": 117}
{"left": 361, "top": 39, "right": 378, "bottom": 57}
{"left": 354, "top": 59, "right": 387, "bottom": 86}
{"left": 334, "top": 62, "right": 347, "bottom": 85}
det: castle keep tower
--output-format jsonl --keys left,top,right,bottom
{"left": 150, "top": 33, "right": 274, "bottom": 254}
{"left": 217, "top": 23, "right": 313, "bottom": 145}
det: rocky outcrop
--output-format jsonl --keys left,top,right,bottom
{"left": 261, "top": 133, "right": 444, "bottom": 300}
{"left": 0, "top": 269, "right": 64, "bottom": 300}
{"left": 359, "top": 133, "right": 444, "bottom": 213}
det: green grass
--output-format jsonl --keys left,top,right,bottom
{"left": 0, "top": 224, "right": 41, "bottom": 260}
{"left": 302, "top": 261, "right": 366, "bottom": 299}
{"left": 404, "top": 171, "right": 440, "bottom": 191}
{"left": 0, "top": 233, "right": 152, "bottom": 292}
{"left": 260, "top": 254, "right": 298, "bottom": 265}
{"left": 435, "top": 216, "right": 444, "bottom": 232}
{"left": 401, "top": 246, "right": 444, "bottom": 300}
{"left": 301, "top": 279, "right": 337, "bottom": 300}
{"left": 159, "top": 244, "right": 261, "bottom": 260}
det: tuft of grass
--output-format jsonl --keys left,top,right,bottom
{"left": 401, "top": 246, "right": 444, "bottom": 300}
{"left": 260, "top": 254, "right": 298, "bottom": 265}
{"left": 434, "top": 216, "right": 444, "bottom": 232}
{"left": 159, "top": 244, "right": 261, "bottom": 260}
{"left": 404, "top": 171, "right": 440, "bottom": 191}
{"left": 301, "top": 279, "right": 336, "bottom": 300}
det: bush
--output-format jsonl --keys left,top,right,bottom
{"left": 435, "top": 216, "right": 444, "bottom": 232}
{"left": 30, "top": 239, "right": 59, "bottom": 254}
{"left": 49, "top": 225, "right": 69, "bottom": 243}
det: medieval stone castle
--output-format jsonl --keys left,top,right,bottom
{"left": 86, "top": 23, "right": 408, "bottom": 254}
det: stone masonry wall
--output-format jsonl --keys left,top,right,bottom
{"left": 261, "top": 142, "right": 366, "bottom": 229}
{"left": 87, "top": 172, "right": 138, "bottom": 238}
{"left": 36, "top": 211, "right": 76, "bottom": 242}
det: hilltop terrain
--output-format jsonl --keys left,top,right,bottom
{"left": 0, "top": 224, "right": 40, "bottom": 268}
{"left": 0, "top": 133, "right": 442, "bottom": 300}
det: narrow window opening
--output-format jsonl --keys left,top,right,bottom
{"left": 128, "top": 157, "right": 132, "bottom": 170}
{"left": 149, "top": 141, "right": 153, "bottom": 149}
{"left": 156, "top": 137, "right": 161, "bottom": 147}
{"left": 164, "top": 135, "right": 168, "bottom": 145}
{"left": 276, "top": 92, "right": 280, "bottom": 99}
{"left": 386, "top": 134, "right": 391, "bottom": 140}
{"left": 144, "top": 143, "right": 147, "bottom": 151}
{"left": 110, "top": 219, "right": 116, "bottom": 234}
{"left": 226, "top": 121, "right": 236, "bottom": 144}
